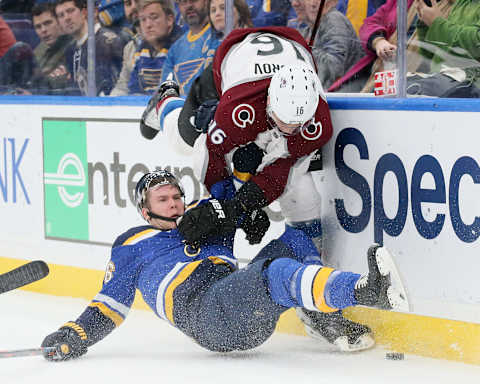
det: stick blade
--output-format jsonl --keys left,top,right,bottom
{"left": 0, "top": 261, "right": 49, "bottom": 294}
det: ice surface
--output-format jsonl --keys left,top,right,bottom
{"left": 2, "top": 291, "right": 479, "bottom": 384}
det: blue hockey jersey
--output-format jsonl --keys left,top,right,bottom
{"left": 160, "top": 23, "right": 215, "bottom": 96}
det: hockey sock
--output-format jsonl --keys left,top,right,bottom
{"left": 279, "top": 225, "right": 322, "bottom": 265}
{"left": 158, "top": 96, "right": 185, "bottom": 132}
{"left": 265, "top": 258, "right": 360, "bottom": 311}
{"left": 285, "top": 220, "right": 323, "bottom": 263}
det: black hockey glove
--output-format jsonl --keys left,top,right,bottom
{"left": 178, "top": 181, "right": 268, "bottom": 246}
{"left": 240, "top": 208, "right": 270, "bottom": 244}
{"left": 232, "top": 142, "right": 264, "bottom": 174}
{"left": 41, "top": 324, "right": 88, "bottom": 361}
{"left": 194, "top": 99, "right": 219, "bottom": 133}
{"left": 178, "top": 199, "right": 240, "bottom": 246}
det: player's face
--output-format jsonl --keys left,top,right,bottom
{"left": 270, "top": 111, "right": 303, "bottom": 135}
{"left": 209, "top": 0, "right": 239, "bottom": 33}
{"left": 33, "top": 11, "right": 62, "bottom": 47}
{"left": 139, "top": 3, "right": 174, "bottom": 45}
{"left": 124, "top": 0, "right": 139, "bottom": 25}
{"left": 178, "top": 0, "right": 208, "bottom": 28}
{"left": 55, "top": 1, "right": 87, "bottom": 37}
{"left": 143, "top": 184, "right": 185, "bottom": 230}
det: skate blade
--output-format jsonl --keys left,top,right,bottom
{"left": 375, "top": 247, "right": 410, "bottom": 313}
{"left": 333, "top": 333, "right": 375, "bottom": 352}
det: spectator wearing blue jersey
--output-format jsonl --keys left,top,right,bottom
{"left": 40, "top": 170, "right": 408, "bottom": 360}
{"left": 128, "top": 0, "right": 182, "bottom": 94}
{"left": 111, "top": 0, "right": 144, "bottom": 95}
{"left": 160, "top": 0, "right": 212, "bottom": 95}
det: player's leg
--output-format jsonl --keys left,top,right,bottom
{"left": 277, "top": 164, "right": 375, "bottom": 352}
{"left": 188, "top": 241, "right": 407, "bottom": 353}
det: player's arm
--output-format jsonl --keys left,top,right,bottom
{"left": 41, "top": 248, "right": 137, "bottom": 361}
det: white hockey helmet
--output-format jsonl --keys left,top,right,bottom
{"left": 267, "top": 64, "right": 322, "bottom": 128}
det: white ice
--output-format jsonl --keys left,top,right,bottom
{"left": 2, "top": 290, "right": 479, "bottom": 384}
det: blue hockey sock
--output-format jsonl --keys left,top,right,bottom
{"left": 265, "top": 258, "right": 361, "bottom": 311}
{"left": 264, "top": 258, "right": 303, "bottom": 308}
{"left": 285, "top": 220, "right": 322, "bottom": 264}
{"left": 280, "top": 225, "right": 322, "bottom": 265}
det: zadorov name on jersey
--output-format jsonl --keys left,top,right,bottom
{"left": 334, "top": 127, "right": 479, "bottom": 245}
{"left": 254, "top": 63, "right": 283, "bottom": 75}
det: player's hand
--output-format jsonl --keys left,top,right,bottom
{"left": 41, "top": 326, "right": 88, "bottom": 361}
{"left": 240, "top": 209, "right": 270, "bottom": 244}
{"left": 178, "top": 199, "right": 239, "bottom": 245}
{"left": 232, "top": 142, "right": 264, "bottom": 174}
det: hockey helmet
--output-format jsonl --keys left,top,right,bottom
{"left": 134, "top": 170, "right": 185, "bottom": 216}
{"left": 267, "top": 64, "right": 322, "bottom": 129}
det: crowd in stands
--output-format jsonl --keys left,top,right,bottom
{"left": 0, "top": 0, "right": 478, "bottom": 97}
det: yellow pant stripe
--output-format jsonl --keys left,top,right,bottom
{"left": 164, "top": 260, "right": 203, "bottom": 323}
{"left": 233, "top": 169, "right": 252, "bottom": 183}
{"left": 312, "top": 267, "right": 338, "bottom": 313}
{"left": 89, "top": 302, "right": 124, "bottom": 327}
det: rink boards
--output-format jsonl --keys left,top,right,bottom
{"left": 0, "top": 95, "right": 479, "bottom": 364}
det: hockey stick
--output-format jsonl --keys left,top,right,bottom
{"left": 0, "top": 347, "right": 56, "bottom": 359}
{"left": 308, "top": 0, "right": 326, "bottom": 47}
{"left": 0, "top": 260, "right": 49, "bottom": 294}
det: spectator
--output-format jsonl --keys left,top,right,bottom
{"left": 406, "top": 0, "right": 479, "bottom": 98}
{"left": 0, "top": 14, "right": 35, "bottom": 92}
{"left": 299, "top": 0, "right": 364, "bottom": 89}
{"left": 110, "top": 0, "right": 143, "bottom": 96}
{"left": 0, "top": 14, "right": 16, "bottom": 58}
{"left": 208, "top": 0, "right": 252, "bottom": 39}
{"left": 55, "top": 0, "right": 125, "bottom": 95}
{"left": 31, "top": 2, "right": 74, "bottom": 94}
{"left": 97, "top": 0, "right": 135, "bottom": 46}
{"left": 287, "top": 0, "right": 308, "bottom": 30}
{"left": 246, "top": 0, "right": 291, "bottom": 27}
{"left": 328, "top": 0, "right": 416, "bottom": 93}
{"left": 128, "top": 0, "right": 182, "bottom": 94}
{"left": 160, "top": 0, "right": 212, "bottom": 96}
{"left": 336, "top": 0, "right": 386, "bottom": 35}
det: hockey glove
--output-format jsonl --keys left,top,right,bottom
{"left": 178, "top": 199, "right": 240, "bottom": 246}
{"left": 232, "top": 142, "right": 264, "bottom": 174}
{"left": 178, "top": 181, "right": 268, "bottom": 245}
{"left": 194, "top": 99, "right": 219, "bottom": 133}
{"left": 240, "top": 208, "right": 270, "bottom": 244}
{"left": 41, "top": 323, "right": 88, "bottom": 361}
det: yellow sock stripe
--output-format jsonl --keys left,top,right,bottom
{"left": 346, "top": 0, "right": 368, "bottom": 35}
{"left": 63, "top": 321, "right": 88, "bottom": 341}
{"left": 89, "top": 302, "right": 124, "bottom": 327}
{"left": 123, "top": 229, "right": 156, "bottom": 245}
{"left": 312, "top": 267, "right": 338, "bottom": 313}
{"left": 164, "top": 261, "right": 203, "bottom": 324}
{"left": 233, "top": 169, "right": 252, "bottom": 183}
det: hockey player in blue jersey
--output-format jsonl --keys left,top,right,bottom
{"left": 41, "top": 170, "right": 408, "bottom": 360}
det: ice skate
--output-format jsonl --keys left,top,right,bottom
{"left": 140, "top": 80, "right": 180, "bottom": 136}
{"left": 296, "top": 308, "right": 375, "bottom": 352}
{"left": 354, "top": 244, "right": 409, "bottom": 312}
